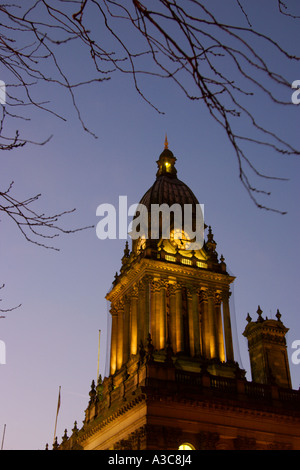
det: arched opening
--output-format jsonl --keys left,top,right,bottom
{"left": 178, "top": 443, "right": 195, "bottom": 450}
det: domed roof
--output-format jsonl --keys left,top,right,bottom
{"left": 132, "top": 139, "right": 200, "bottom": 245}
{"left": 139, "top": 173, "right": 199, "bottom": 209}
{"left": 139, "top": 137, "right": 199, "bottom": 209}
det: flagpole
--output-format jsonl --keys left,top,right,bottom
{"left": 53, "top": 386, "right": 61, "bottom": 445}
{"left": 1, "top": 424, "right": 6, "bottom": 450}
{"left": 97, "top": 330, "right": 101, "bottom": 382}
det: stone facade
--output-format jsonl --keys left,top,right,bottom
{"left": 56, "top": 142, "right": 300, "bottom": 451}
{"left": 58, "top": 355, "right": 300, "bottom": 450}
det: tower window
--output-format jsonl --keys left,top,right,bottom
{"left": 196, "top": 261, "right": 207, "bottom": 269}
{"left": 178, "top": 443, "right": 195, "bottom": 450}
{"left": 165, "top": 255, "right": 176, "bottom": 262}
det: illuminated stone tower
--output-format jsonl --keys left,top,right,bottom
{"left": 243, "top": 307, "right": 292, "bottom": 388}
{"left": 108, "top": 137, "right": 238, "bottom": 380}
{"left": 57, "top": 142, "right": 300, "bottom": 451}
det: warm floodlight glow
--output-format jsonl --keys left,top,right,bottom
{"left": 178, "top": 443, "right": 195, "bottom": 450}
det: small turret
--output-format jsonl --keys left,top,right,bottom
{"left": 156, "top": 135, "right": 177, "bottom": 178}
{"left": 243, "top": 306, "right": 292, "bottom": 388}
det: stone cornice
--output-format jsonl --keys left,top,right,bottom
{"left": 106, "top": 258, "right": 235, "bottom": 304}
{"left": 77, "top": 381, "right": 300, "bottom": 447}
{"left": 243, "top": 319, "right": 289, "bottom": 340}
{"left": 143, "top": 391, "right": 300, "bottom": 424}
{"left": 77, "top": 393, "right": 146, "bottom": 445}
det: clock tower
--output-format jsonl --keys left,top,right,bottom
{"left": 56, "top": 141, "right": 300, "bottom": 451}
{"left": 107, "top": 138, "right": 237, "bottom": 378}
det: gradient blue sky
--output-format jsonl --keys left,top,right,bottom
{"left": 1, "top": 1, "right": 300, "bottom": 449}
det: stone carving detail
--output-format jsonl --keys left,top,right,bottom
{"left": 113, "top": 426, "right": 148, "bottom": 450}
{"left": 186, "top": 285, "right": 198, "bottom": 298}
{"left": 168, "top": 283, "right": 179, "bottom": 296}
{"left": 110, "top": 304, "right": 118, "bottom": 316}
{"left": 221, "top": 290, "right": 232, "bottom": 302}
{"left": 131, "top": 284, "right": 139, "bottom": 298}
{"left": 151, "top": 278, "right": 168, "bottom": 292}
{"left": 206, "top": 288, "right": 215, "bottom": 298}
{"left": 197, "top": 431, "right": 220, "bottom": 450}
{"left": 115, "top": 299, "right": 124, "bottom": 312}
{"left": 234, "top": 436, "right": 256, "bottom": 450}
{"left": 145, "top": 424, "right": 183, "bottom": 450}
{"left": 198, "top": 289, "right": 208, "bottom": 302}
{"left": 268, "top": 441, "right": 292, "bottom": 450}
{"left": 215, "top": 292, "right": 222, "bottom": 305}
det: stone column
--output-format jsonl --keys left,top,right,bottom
{"left": 130, "top": 285, "right": 139, "bottom": 356}
{"left": 207, "top": 288, "right": 218, "bottom": 359}
{"left": 116, "top": 300, "right": 124, "bottom": 370}
{"left": 175, "top": 282, "right": 184, "bottom": 353}
{"left": 222, "top": 291, "right": 234, "bottom": 362}
{"left": 199, "top": 290, "right": 209, "bottom": 358}
{"left": 169, "top": 283, "right": 177, "bottom": 353}
{"left": 141, "top": 277, "right": 151, "bottom": 345}
{"left": 215, "top": 293, "right": 225, "bottom": 362}
{"left": 110, "top": 306, "right": 118, "bottom": 375}
{"left": 150, "top": 280, "right": 159, "bottom": 350}
{"left": 138, "top": 283, "right": 145, "bottom": 350}
{"left": 196, "top": 288, "right": 203, "bottom": 356}
{"left": 187, "top": 287, "right": 195, "bottom": 356}
{"left": 123, "top": 296, "right": 130, "bottom": 364}
{"left": 158, "top": 279, "right": 167, "bottom": 350}
{"left": 191, "top": 287, "right": 201, "bottom": 356}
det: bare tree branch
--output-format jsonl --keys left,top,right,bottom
{"left": 0, "top": 180, "right": 93, "bottom": 250}
{"left": 0, "top": 107, "right": 52, "bottom": 150}
{"left": 70, "top": 0, "right": 299, "bottom": 212}
{"left": 0, "top": 283, "right": 21, "bottom": 316}
{"left": 1, "top": 0, "right": 299, "bottom": 312}
{"left": 0, "top": 0, "right": 299, "bottom": 215}
{"left": 277, "top": 0, "right": 300, "bottom": 18}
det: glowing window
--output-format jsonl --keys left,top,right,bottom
{"left": 181, "top": 258, "right": 192, "bottom": 265}
{"left": 165, "top": 255, "right": 176, "bottom": 262}
{"left": 178, "top": 443, "right": 195, "bottom": 450}
{"left": 196, "top": 261, "right": 207, "bottom": 269}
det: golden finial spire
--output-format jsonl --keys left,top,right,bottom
{"left": 164, "top": 133, "right": 168, "bottom": 149}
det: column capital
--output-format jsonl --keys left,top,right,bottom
{"left": 131, "top": 284, "right": 139, "bottom": 298}
{"left": 110, "top": 305, "right": 118, "bottom": 316}
{"left": 168, "top": 283, "right": 177, "bottom": 296}
{"left": 115, "top": 299, "right": 125, "bottom": 312}
{"left": 186, "top": 285, "right": 198, "bottom": 297}
{"left": 198, "top": 289, "right": 208, "bottom": 302}
{"left": 160, "top": 278, "right": 169, "bottom": 289}
{"left": 206, "top": 287, "right": 216, "bottom": 298}
{"left": 123, "top": 293, "right": 131, "bottom": 305}
{"left": 172, "top": 281, "right": 183, "bottom": 293}
{"left": 151, "top": 279, "right": 161, "bottom": 293}
{"left": 151, "top": 278, "right": 168, "bottom": 292}
{"left": 221, "top": 290, "right": 232, "bottom": 302}
{"left": 139, "top": 276, "right": 152, "bottom": 292}
{"left": 142, "top": 274, "right": 153, "bottom": 284}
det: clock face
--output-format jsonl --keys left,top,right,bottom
{"left": 170, "top": 229, "right": 191, "bottom": 250}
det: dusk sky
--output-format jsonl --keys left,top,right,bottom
{"left": 1, "top": 1, "right": 299, "bottom": 450}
